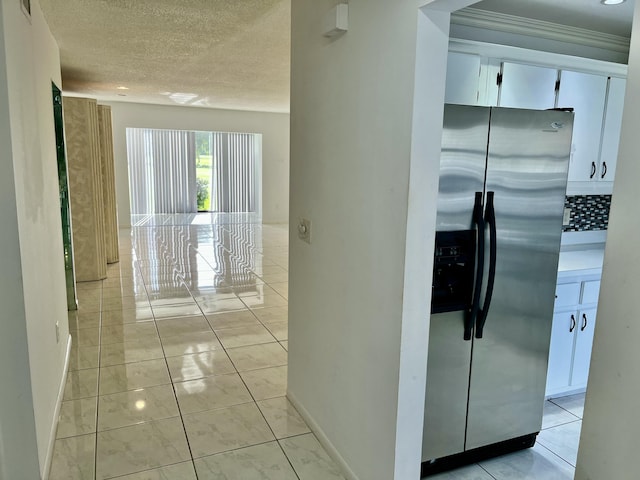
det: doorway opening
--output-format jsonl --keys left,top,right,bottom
{"left": 52, "top": 82, "right": 77, "bottom": 311}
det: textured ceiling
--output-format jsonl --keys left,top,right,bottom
{"left": 39, "top": 0, "right": 291, "bottom": 112}
{"left": 40, "top": 0, "right": 633, "bottom": 113}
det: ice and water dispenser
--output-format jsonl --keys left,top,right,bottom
{"left": 431, "top": 230, "right": 476, "bottom": 315}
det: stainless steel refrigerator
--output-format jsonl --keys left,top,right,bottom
{"left": 421, "top": 105, "right": 573, "bottom": 475}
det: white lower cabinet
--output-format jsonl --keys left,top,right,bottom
{"left": 546, "top": 279, "right": 600, "bottom": 397}
{"left": 546, "top": 311, "right": 576, "bottom": 394}
{"left": 572, "top": 306, "right": 598, "bottom": 387}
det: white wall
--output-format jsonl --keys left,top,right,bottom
{"left": 288, "top": 1, "right": 475, "bottom": 478}
{"left": 575, "top": 3, "right": 640, "bottom": 479}
{"left": 102, "top": 101, "right": 290, "bottom": 225}
{"left": 288, "top": 1, "right": 418, "bottom": 477}
{"left": 0, "top": 5, "right": 40, "bottom": 479}
{"left": 0, "top": 0, "right": 69, "bottom": 477}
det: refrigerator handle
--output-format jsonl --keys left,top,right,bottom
{"left": 476, "top": 191, "right": 497, "bottom": 339}
{"left": 465, "top": 192, "right": 485, "bottom": 341}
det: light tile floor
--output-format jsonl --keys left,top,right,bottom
{"left": 432, "top": 393, "right": 584, "bottom": 479}
{"left": 51, "top": 217, "right": 343, "bottom": 480}
{"left": 51, "top": 214, "right": 584, "bottom": 479}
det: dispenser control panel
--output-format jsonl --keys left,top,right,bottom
{"left": 431, "top": 230, "right": 476, "bottom": 314}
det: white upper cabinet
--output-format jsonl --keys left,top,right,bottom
{"left": 557, "top": 70, "right": 608, "bottom": 183}
{"left": 445, "top": 52, "right": 482, "bottom": 105}
{"left": 498, "top": 62, "right": 558, "bottom": 110}
{"left": 598, "top": 77, "right": 626, "bottom": 182}
{"left": 446, "top": 43, "right": 627, "bottom": 194}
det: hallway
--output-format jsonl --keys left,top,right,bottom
{"left": 49, "top": 215, "right": 345, "bottom": 479}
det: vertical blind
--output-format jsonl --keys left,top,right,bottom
{"left": 211, "top": 133, "right": 256, "bottom": 213}
{"left": 127, "top": 128, "right": 258, "bottom": 215}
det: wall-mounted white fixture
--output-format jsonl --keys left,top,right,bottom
{"left": 298, "top": 218, "right": 312, "bottom": 244}
{"left": 323, "top": 3, "right": 349, "bottom": 38}
{"left": 600, "top": 0, "right": 626, "bottom": 5}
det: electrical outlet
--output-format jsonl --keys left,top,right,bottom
{"left": 298, "top": 218, "right": 311, "bottom": 244}
{"left": 563, "top": 207, "right": 571, "bottom": 225}
{"left": 55, "top": 321, "right": 60, "bottom": 343}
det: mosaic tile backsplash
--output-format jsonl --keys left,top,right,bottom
{"left": 563, "top": 195, "right": 612, "bottom": 232}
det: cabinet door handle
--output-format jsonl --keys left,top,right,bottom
{"left": 590, "top": 162, "right": 597, "bottom": 179}
{"left": 601, "top": 162, "right": 608, "bottom": 179}
{"left": 581, "top": 313, "right": 588, "bottom": 331}
{"left": 570, "top": 314, "right": 576, "bottom": 332}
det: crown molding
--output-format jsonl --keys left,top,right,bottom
{"left": 449, "top": 38, "right": 628, "bottom": 77}
{"left": 451, "top": 8, "right": 630, "bottom": 55}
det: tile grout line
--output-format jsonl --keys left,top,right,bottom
{"left": 177, "top": 223, "right": 298, "bottom": 478}
{"left": 107, "top": 245, "right": 197, "bottom": 480}
{"left": 99, "top": 244, "right": 198, "bottom": 478}
{"left": 103, "top": 460, "right": 193, "bottom": 480}
{"left": 220, "top": 269, "right": 300, "bottom": 478}
{"left": 210, "top": 240, "right": 300, "bottom": 478}
{"left": 541, "top": 417, "right": 582, "bottom": 432}
{"left": 93, "top": 279, "right": 104, "bottom": 480}
{"left": 548, "top": 397, "right": 584, "bottom": 421}
{"left": 143, "top": 232, "right": 203, "bottom": 479}
{"left": 536, "top": 441, "right": 577, "bottom": 470}
{"left": 477, "top": 462, "right": 499, "bottom": 480}
{"left": 276, "top": 438, "right": 303, "bottom": 480}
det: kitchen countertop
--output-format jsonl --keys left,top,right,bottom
{"left": 557, "top": 245, "right": 605, "bottom": 279}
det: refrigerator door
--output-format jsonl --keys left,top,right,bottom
{"left": 422, "top": 105, "right": 489, "bottom": 461}
{"left": 433, "top": 105, "right": 490, "bottom": 233}
{"left": 465, "top": 107, "right": 573, "bottom": 450}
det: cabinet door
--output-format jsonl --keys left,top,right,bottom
{"left": 546, "top": 311, "right": 577, "bottom": 395}
{"left": 598, "top": 77, "right": 626, "bottom": 182}
{"left": 555, "top": 282, "right": 581, "bottom": 309}
{"left": 581, "top": 280, "right": 601, "bottom": 305}
{"left": 499, "top": 62, "right": 558, "bottom": 110}
{"left": 558, "top": 70, "right": 608, "bottom": 182}
{"left": 571, "top": 307, "right": 598, "bottom": 387}
{"left": 445, "top": 52, "right": 481, "bottom": 105}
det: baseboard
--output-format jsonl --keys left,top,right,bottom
{"left": 42, "top": 334, "right": 72, "bottom": 480}
{"left": 287, "top": 391, "right": 360, "bottom": 480}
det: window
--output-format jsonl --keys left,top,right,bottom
{"left": 126, "top": 128, "right": 261, "bottom": 218}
